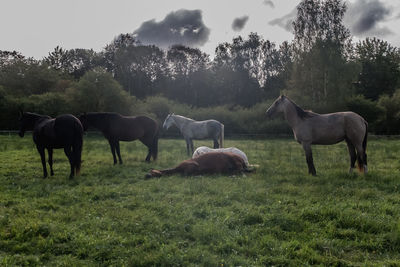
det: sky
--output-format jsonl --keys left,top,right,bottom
{"left": 1, "top": 0, "right": 399, "bottom": 59}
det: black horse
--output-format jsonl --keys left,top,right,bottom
{"left": 19, "top": 112, "right": 83, "bottom": 178}
{"left": 79, "top": 112, "right": 159, "bottom": 164}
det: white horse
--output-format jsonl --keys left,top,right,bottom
{"left": 163, "top": 114, "right": 224, "bottom": 155}
{"left": 192, "top": 146, "right": 249, "bottom": 166}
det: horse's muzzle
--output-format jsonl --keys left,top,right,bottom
{"left": 18, "top": 131, "right": 24, "bottom": 137}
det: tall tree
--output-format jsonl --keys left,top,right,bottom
{"left": 287, "top": 0, "right": 357, "bottom": 109}
{"left": 102, "top": 34, "right": 166, "bottom": 98}
{"left": 355, "top": 37, "right": 400, "bottom": 100}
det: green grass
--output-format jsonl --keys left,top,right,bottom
{"left": 1, "top": 134, "right": 400, "bottom": 266}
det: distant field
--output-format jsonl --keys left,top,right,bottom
{"left": 1, "top": 134, "right": 400, "bottom": 266}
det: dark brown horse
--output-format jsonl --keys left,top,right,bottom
{"left": 79, "top": 112, "right": 159, "bottom": 164}
{"left": 145, "top": 152, "right": 251, "bottom": 178}
{"left": 266, "top": 95, "right": 368, "bottom": 176}
{"left": 19, "top": 112, "right": 83, "bottom": 178}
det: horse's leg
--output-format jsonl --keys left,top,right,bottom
{"left": 185, "top": 139, "right": 191, "bottom": 156}
{"left": 345, "top": 139, "right": 357, "bottom": 173}
{"left": 48, "top": 148, "right": 54, "bottom": 176}
{"left": 108, "top": 139, "right": 118, "bottom": 165}
{"left": 139, "top": 136, "right": 153, "bottom": 162}
{"left": 64, "top": 146, "right": 74, "bottom": 178}
{"left": 355, "top": 143, "right": 368, "bottom": 174}
{"left": 37, "top": 146, "right": 48, "bottom": 178}
{"left": 115, "top": 141, "right": 123, "bottom": 164}
{"left": 213, "top": 137, "right": 219, "bottom": 149}
{"left": 302, "top": 143, "right": 316, "bottom": 176}
{"left": 190, "top": 139, "right": 194, "bottom": 155}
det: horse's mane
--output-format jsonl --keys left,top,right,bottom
{"left": 286, "top": 98, "right": 318, "bottom": 119}
{"left": 173, "top": 114, "right": 195, "bottom": 122}
{"left": 25, "top": 112, "right": 51, "bottom": 120}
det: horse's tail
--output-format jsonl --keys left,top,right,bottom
{"left": 151, "top": 129, "right": 159, "bottom": 161}
{"left": 73, "top": 123, "right": 83, "bottom": 176}
{"left": 357, "top": 120, "right": 368, "bottom": 172}
{"left": 219, "top": 123, "right": 224, "bottom": 148}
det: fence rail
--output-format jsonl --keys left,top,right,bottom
{"left": 1, "top": 130, "right": 400, "bottom": 140}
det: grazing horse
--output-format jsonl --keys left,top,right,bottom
{"left": 145, "top": 152, "right": 250, "bottom": 178}
{"left": 266, "top": 95, "right": 368, "bottom": 176}
{"left": 18, "top": 112, "right": 83, "bottom": 178}
{"left": 163, "top": 113, "right": 224, "bottom": 155}
{"left": 78, "top": 112, "right": 159, "bottom": 164}
{"left": 193, "top": 146, "right": 249, "bottom": 166}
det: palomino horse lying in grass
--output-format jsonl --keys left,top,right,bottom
{"left": 192, "top": 146, "right": 249, "bottom": 166}
{"left": 266, "top": 95, "right": 368, "bottom": 176}
{"left": 145, "top": 152, "right": 251, "bottom": 178}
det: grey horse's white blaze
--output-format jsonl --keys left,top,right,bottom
{"left": 162, "top": 114, "right": 224, "bottom": 155}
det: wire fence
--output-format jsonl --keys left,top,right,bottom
{"left": 1, "top": 130, "right": 400, "bottom": 140}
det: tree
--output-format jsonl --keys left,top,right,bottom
{"left": 102, "top": 35, "right": 166, "bottom": 98}
{"left": 293, "top": 0, "right": 351, "bottom": 55}
{"left": 67, "top": 68, "right": 134, "bottom": 114}
{"left": 354, "top": 37, "right": 400, "bottom": 100}
{"left": 45, "top": 46, "right": 101, "bottom": 79}
{"left": 286, "top": 0, "right": 357, "bottom": 109}
{"left": 0, "top": 57, "right": 63, "bottom": 96}
{"left": 165, "top": 45, "right": 211, "bottom": 106}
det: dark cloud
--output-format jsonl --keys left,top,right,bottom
{"left": 268, "top": 8, "right": 297, "bottom": 32}
{"left": 232, "top": 16, "right": 249, "bottom": 31}
{"left": 263, "top": 0, "right": 275, "bottom": 8}
{"left": 345, "top": 0, "right": 392, "bottom": 37}
{"left": 133, "top": 9, "right": 210, "bottom": 48}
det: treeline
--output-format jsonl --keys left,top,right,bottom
{"left": 1, "top": 0, "right": 400, "bottom": 134}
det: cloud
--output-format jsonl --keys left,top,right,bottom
{"left": 133, "top": 9, "right": 210, "bottom": 48}
{"left": 345, "top": 0, "right": 392, "bottom": 37}
{"left": 232, "top": 16, "right": 249, "bottom": 31}
{"left": 268, "top": 8, "right": 297, "bottom": 32}
{"left": 263, "top": 0, "right": 275, "bottom": 8}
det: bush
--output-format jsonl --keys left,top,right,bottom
{"left": 346, "top": 95, "right": 385, "bottom": 132}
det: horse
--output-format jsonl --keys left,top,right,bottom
{"left": 265, "top": 95, "right": 368, "bottom": 176}
{"left": 18, "top": 112, "right": 83, "bottom": 178}
{"left": 162, "top": 113, "right": 224, "bottom": 155}
{"left": 145, "top": 152, "right": 251, "bottom": 178}
{"left": 78, "top": 112, "right": 159, "bottom": 164}
{"left": 192, "top": 146, "right": 249, "bottom": 166}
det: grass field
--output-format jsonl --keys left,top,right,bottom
{"left": 1, "top": 133, "right": 400, "bottom": 266}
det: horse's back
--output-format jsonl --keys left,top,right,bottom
{"left": 112, "top": 115, "right": 158, "bottom": 141}
{"left": 299, "top": 111, "right": 366, "bottom": 145}
{"left": 193, "top": 152, "right": 246, "bottom": 173}
{"left": 193, "top": 146, "right": 249, "bottom": 166}
{"left": 35, "top": 114, "right": 83, "bottom": 147}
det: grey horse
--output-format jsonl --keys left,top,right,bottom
{"left": 163, "top": 114, "right": 224, "bottom": 155}
{"left": 266, "top": 95, "right": 368, "bottom": 176}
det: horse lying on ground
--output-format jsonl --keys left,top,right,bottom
{"left": 145, "top": 152, "right": 252, "bottom": 178}
{"left": 19, "top": 112, "right": 83, "bottom": 178}
{"left": 192, "top": 146, "right": 249, "bottom": 166}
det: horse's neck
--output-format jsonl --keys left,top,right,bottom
{"left": 172, "top": 116, "right": 191, "bottom": 131}
{"left": 88, "top": 114, "right": 107, "bottom": 130}
{"left": 283, "top": 101, "right": 302, "bottom": 129}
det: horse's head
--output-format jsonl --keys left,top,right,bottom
{"left": 162, "top": 113, "right": 174, "bottom": 130}
{"left": 18, "top": 112, "right": 34, "bottom": 137}
{"left": 266, "top": 95, "right": 287, "bottom": 119}
{"left": 78, "top": 113, "right": 89, "bottom": 131}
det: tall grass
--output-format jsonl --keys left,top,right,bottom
{"left": 1, "top": 134, "right": 400, "bottom": 265}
